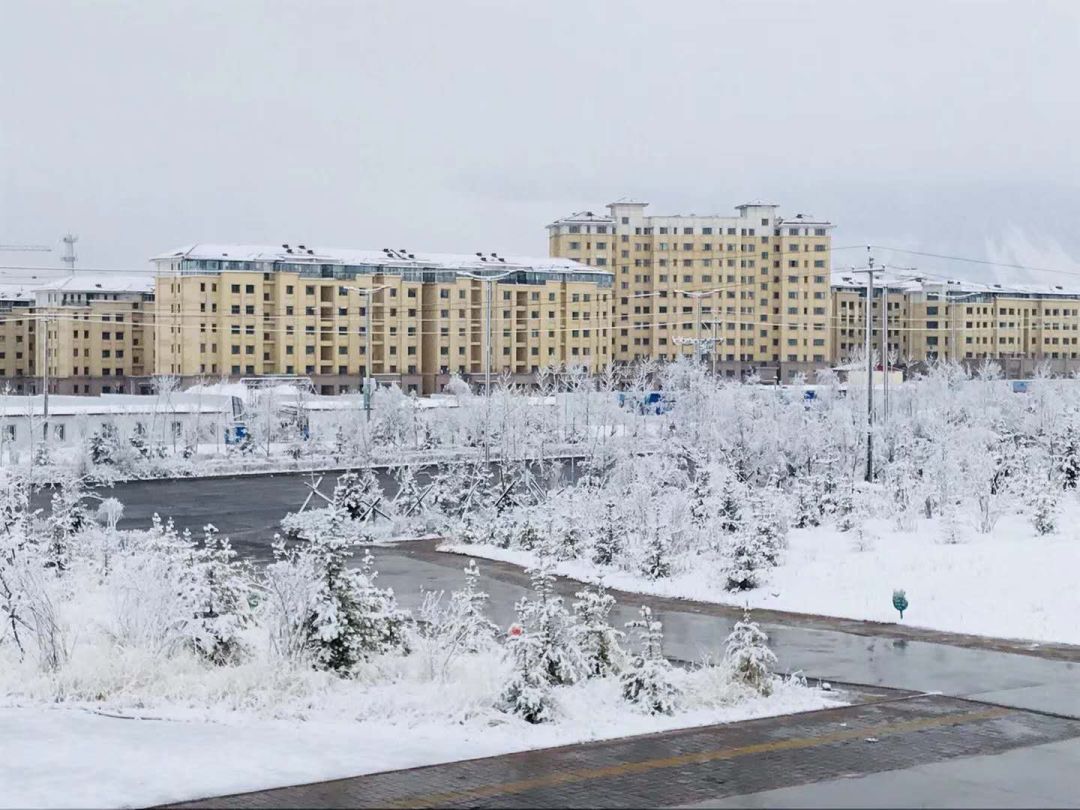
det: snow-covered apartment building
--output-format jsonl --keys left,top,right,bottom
{"left": 151, "top": 246, "right": 614, "bottom": 394}
{"left": 8, "top": 211, "right": 1080, "bottom": 397}
{"left": 0, "top": 275, "right": 155, "bottom": 395}
{"left": 547, "top": 200, "right": 834, "bottom": 380}
{"left": 831, "top": 274, "right": 1080, "bottom": 376}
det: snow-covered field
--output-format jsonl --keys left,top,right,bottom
{"left": 442, "top": 503, "right": 1080, "bottom": 646}
{"left": 0, "top": 463, "right": 839, "bottom": 809}
{"left": 2, "top": 676, "right": 838, "bottom": 808}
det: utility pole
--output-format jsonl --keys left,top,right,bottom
{"left": 851, "top": 251, "right": 878, "bottom": 482}
{"left": 676, "top": 288, "right": 724, "bottom": 368}
{"left": 40, "top": 315, "right": 51, "bottom": 449}
{"left": 881, "top": 281, "right": 889, "bottom": 421}
{"left": 485, "top": 277, "right": 493, "bottom": 394}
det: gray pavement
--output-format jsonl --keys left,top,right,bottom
{"left": 678, "top": 737, "right": 1080, "bottom": 808}
{"left": 168, "top": 694, "right": 1080, "bottom": 808}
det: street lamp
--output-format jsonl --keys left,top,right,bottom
{"left": 454, "top": 269, "right": 515, "bottom": 395}
{"left": 339, "top": 283, "right": 392, "bottom": 421}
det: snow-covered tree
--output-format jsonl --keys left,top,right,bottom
{"left": 500, "top": 623, "right": 554, "bottom": 724}
{"left": 263, "top": 533, "right": 407, "bottom": 674}
{"left": 639, "top": 513, "right": 673, "bottom": 580}
{"left": 723, "top": 610, "right": 777, "bottom": 696}
{"left": 621, "top": 606, "right": 679, "bottom": 715}
{"left": 443, "top": 559, "right": 500, "bottom": 654}
{"left": 716, "top": 468, "right": 745, "bottom": 534}
{"left": 186, "top": 524, "right": 254, "bottom": 665}
{"left": 590, "top": 498, "right": 627, "bottom": 566}
{"left": 1029, "top": 471, "right": 1060, "bottom": 536}
{"left": 45, "top": 473, "right": 91, "bottom": 571}
{"left": 514, "top": 558, "right": 583, "bottom": 686}
{"left": 721, "top": 524, "right": 771, "bottom": 592}
{"left": 572, "top": 583, "right": 625, "bottom": 677}
{"left": 88, "top": 422, "right": 121, "bottom": 466}
{"left": 333, "top": 469, "right": 382, "bottom": 521}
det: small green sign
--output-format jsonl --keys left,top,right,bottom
{"left": 892, "top": 589, "right": 909, "bottom": 619}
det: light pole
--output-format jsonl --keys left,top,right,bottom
{"left": 339, "top": 283, "right": 391, "bottom": 421}
{"left": 455, "top": 269, "right": 515, "bottom": 395}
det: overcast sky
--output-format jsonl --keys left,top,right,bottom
{"left": 2, "top": 0, "right": 1078, "bottom": 284}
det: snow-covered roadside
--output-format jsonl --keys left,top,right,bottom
{"left": 440, "top": 506, "right": 1080, "bottom": 646}
{"left": 1, "top": 677, "right": 840, "bottom": 808}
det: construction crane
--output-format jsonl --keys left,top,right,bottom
{"left": 0, "top": 244, "right": 52, "bottom": 252}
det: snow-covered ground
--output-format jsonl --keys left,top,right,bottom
{"left": 442, "top": 505, "right": 1080, "bottom": 646}
{"left": 1, "top": 670, "right": 838, "bottom": 808}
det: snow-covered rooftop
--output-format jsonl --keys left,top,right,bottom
{"left": 0, "top": 274, "right": 153, "bottom": 299}
{"left": 153, "top": 244, "right": 600, "bottom": 276}
{"left": 831, "top": 271, "right": 1080, "bottom": 298}
{"left": 547, "top": 211, "right": 616, "bottom": 227}
{"left": 0, "top": 393, "right": 234, "bottom": 418}
{"left": 33, "top": 274, "right": 154, "bottom": 294}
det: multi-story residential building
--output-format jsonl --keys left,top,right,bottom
{"left": 0, "top": 286, "right": 35, "bottom": 391}
{"left": 151, "top": 245, "right": 613, "bottom": 394}
{"left": 831, "top": 274, "right": 1080, "bottom": 376}
{"left": 548, "top": 200, "right": 834, "bottom": 380}
{"left": 0, "top": 276, "right": 155, "bottom": 395}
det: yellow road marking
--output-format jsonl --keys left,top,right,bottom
{"left": 386, "top": 706, "right": 1011, "bottom": 808}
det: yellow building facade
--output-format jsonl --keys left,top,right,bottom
{"left": 0, "top": 276, "right": 155, "bottom": 395}
{"left": 548, "top": 201, "right": 833, "bottom": 380}
{"left": 831, "top": 276, "right": 1080, "bottom": 375}
{"left": 152, "top": 245, "right": 613, "bottom": 394}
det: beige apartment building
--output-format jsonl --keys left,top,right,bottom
{"left": 832, "top": 275, "right": 1080, "bottom": 375}
{"left": 0, "top": 276, "right": 155, "bottom": 395}
{"left": 548, "top": 200, "right": 833, "bottom": 380}
{"left": 152, "top": 245, "right": 613, "bottom": 394}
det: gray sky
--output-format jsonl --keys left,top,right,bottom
{"left": 2, "top": 0, "right": 1078, "bottom": 284}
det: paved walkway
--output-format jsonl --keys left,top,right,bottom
{"left": 169, "top": 693, "right": 1080, "bottom": 808}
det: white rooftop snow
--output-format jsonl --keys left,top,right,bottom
{"left": 153, "top": 245, "right": 599, "bottom": 276}
{"left": 830, "top": 271, "right": 1080, "bottom": 297}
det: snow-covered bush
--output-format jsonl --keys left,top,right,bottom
{"left": 261, "top": 533, "right": 407, "bottom": 674}
{"left": 723, "top": 611, "right": 777, "bottom": 696}
{"left": 514, "top": 558, "right": 584, "bottom": 687}
{"left": 572, "top": 583, "right": 625, "bottom": 678}
{"left": 500, "top": 622, "right": 554, "bottom": 724}
{"left": 621, "top": 606, "right": 679, "bottom": 715}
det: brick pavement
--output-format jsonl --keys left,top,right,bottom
{"left": 167, "top": 692, "right": 1080, "bottom": 809}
